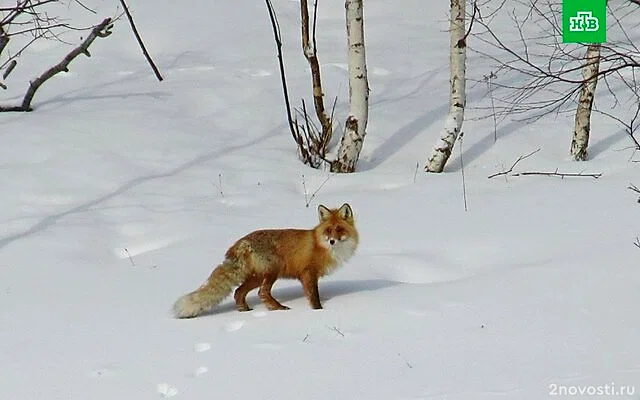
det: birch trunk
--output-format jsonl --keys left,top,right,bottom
{"left": 331, "top": 0, "right": 369, "bottom": 173}
{"left": 425, "top": 0, "right": 466, "bottom": 173}
{"left": 570, "top": 44, "right": 601, "bottom": 161}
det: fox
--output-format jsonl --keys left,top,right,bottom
{"left": 172, "top": 203, "right": 358, "bottom": 318}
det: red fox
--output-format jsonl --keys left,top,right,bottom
{"left": 173, "top": 203, "right": 358, "bottom": 318}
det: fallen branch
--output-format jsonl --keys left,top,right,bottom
{"left": 512, "top": 170, "right": 602, "bottom": 179}
{"left": 118, "top": 0, "right": 163, "bottom": 81}
{"left": 629, "top": 183, "right": 640, "bottom": 203}
{"left": 488, "top": 148, "right": 540, "bottom": 179}
{"left": 0, "top": 17, "right": 113, "bottom": 112}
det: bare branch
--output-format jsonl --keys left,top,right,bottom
{"left": 265, "top": 0, "right": 300, "bottom": 153}
{"left": 74, "top": 0, "right": 97, "bottom": 14}
{"left": 0, "top": 18, "right": 113, "bottom": 112}
{"left": 512, "top": 170, "right": 602, "bottom": 179}
{"left": 460, "top": 1, "right": 479, "bottom": 48}
{"left": 118, "top": 0, "right": 163, "bottom": 81}
{"left": 488, "top": 148, "right": 540, "bottom": 179}
{"left": 469, "top": 0, "right": 640, "bottom": 123}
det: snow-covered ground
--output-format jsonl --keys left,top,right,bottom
{"left": 1, "top": 1, "right": 639, "bottom": 399}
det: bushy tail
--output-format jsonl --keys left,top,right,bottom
{"left": 173, "top": 259, "right": 247, "bottom": 318}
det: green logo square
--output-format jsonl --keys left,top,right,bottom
{"left": 562, "top": 0, "right": 606, "bottom": 43}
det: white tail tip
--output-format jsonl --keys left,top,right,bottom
{"left": 172, "top": 294, "right": 204, "bottom": 319}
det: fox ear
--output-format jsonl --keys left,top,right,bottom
{"left": 338, "top": 203, "right": 353, "bottom": 221}
{"left": 318, "top": 205, "right": 332, "bottom": 222}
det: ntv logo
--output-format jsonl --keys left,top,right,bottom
{"left": 569, "top": 11, "right": 599, "bottom": 32}
{"left": 562, "top": 0, "right": 606, "bottom": 43}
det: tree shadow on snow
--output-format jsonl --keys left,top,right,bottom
{"left": 0, "top": 125, "right": 285, "bottom": 251}
{"left": 363, "top": 82, "right": 496, "bottom": 170}
{"left": 588, "top": 128, "right": 630, "bottom": 158}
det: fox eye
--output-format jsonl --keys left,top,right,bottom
{"left": 336, "top": 227, "right": 345, "bottom": 235}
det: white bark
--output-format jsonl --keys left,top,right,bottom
{"left": 425, "top": 0, "right": 466, "bottom": 173}
{"left": 570, "top": 44, "right": 601, "bottom": 161}
{"left": 331, "top": 0, "right": 369, "bottom": 173}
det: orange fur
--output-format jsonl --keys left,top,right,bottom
{"left": 173, "top": 203, "right": 358, "bottom": 318}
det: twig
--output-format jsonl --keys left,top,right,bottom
{"left": 74, "top": 0, "right": 97, "bottom": 14}
{"left": 511, "top": 170, "right": 602, "bottom": 179}
{"left": 397, "top": 352, "right": 413, "bottom": 369}
{"left": 413, "top": 162, "right": 419, "bottom": 183}
{"left": 0, "top": 17, "right": 113, "bottom": 112}
{"left": 124, "top": 248, "right": 135, "bottom": 267}
{"left": 302, "top": 174, "right": 309, "bottom": 205}
{"left": 118, "top": 0, "right": 163, "bottom": 81}
{"left": 218, "top": 173, "right": 224, "bottom": 197}
{"left": 459, "top": 133, "right": 468, "bottom": 211}
{"left": 302, "top": 334, "right": 309, "bottom": 342}
{"left": 302, "top": 174, "right": 330, "bottom": 207}
{"left": 328, "top": 326, "right": 344, "bottom": 337}
{"left": 459, "top": 1, "right": 479, "bottom": 47}
{"left": 629, "top": 183, "right": 640, "bottom": 203}
{"left": 3, "top": 59, "right": 17, "bottom": 80}
{"left": 0, "top": 26, "right": 9, "bottom": 62}
{"left": 634, "top": 237, "right": 640, "bottom": 249}
{"left": 488, "top": 148, "right": 540, "bottom": 179}
{"left": 483, "top": 71, "right": 498, "bottom": 142}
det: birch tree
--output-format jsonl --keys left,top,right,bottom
{"left": 425, "top": 0, "right": 467, "bottom": 173}
{"left": 331, "top": 0, "right": 370, "bottom": 173}
{"left": 471, "top": 0, "right": 639, "bottom": 157}
{"left": 570, "top": 44, "right": 601, "bottom": 161}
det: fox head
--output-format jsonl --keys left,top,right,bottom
{"left": 316, "top": 203, "right": 358, "bottom": 250}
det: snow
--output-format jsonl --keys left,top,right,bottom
{"left": 1, "top": 0, "right": 639, "bottom": 399}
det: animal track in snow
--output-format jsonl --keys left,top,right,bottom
{"left": 194, "top": 342, "right": 211, "bottom": 352}
{"left": 194, "top": 366, "right": 209, "bottom": 377}
{"left": 224, "top": 320, "right": 245, "bottom": 332}
{"left": 191, "top": 343, "right": 210, "bottom": 378}
{"left": 157, "top": 382, "right": 178, "bottom": 398}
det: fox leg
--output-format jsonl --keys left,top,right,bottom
{"left": 258, "top": 273, "right": 290, "bottom": 311}
{"left": 234, "top": 274, "right": 261, "bottom": 312}
{"left": 300, "top": 270, "right": 322, "bottom": 309}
